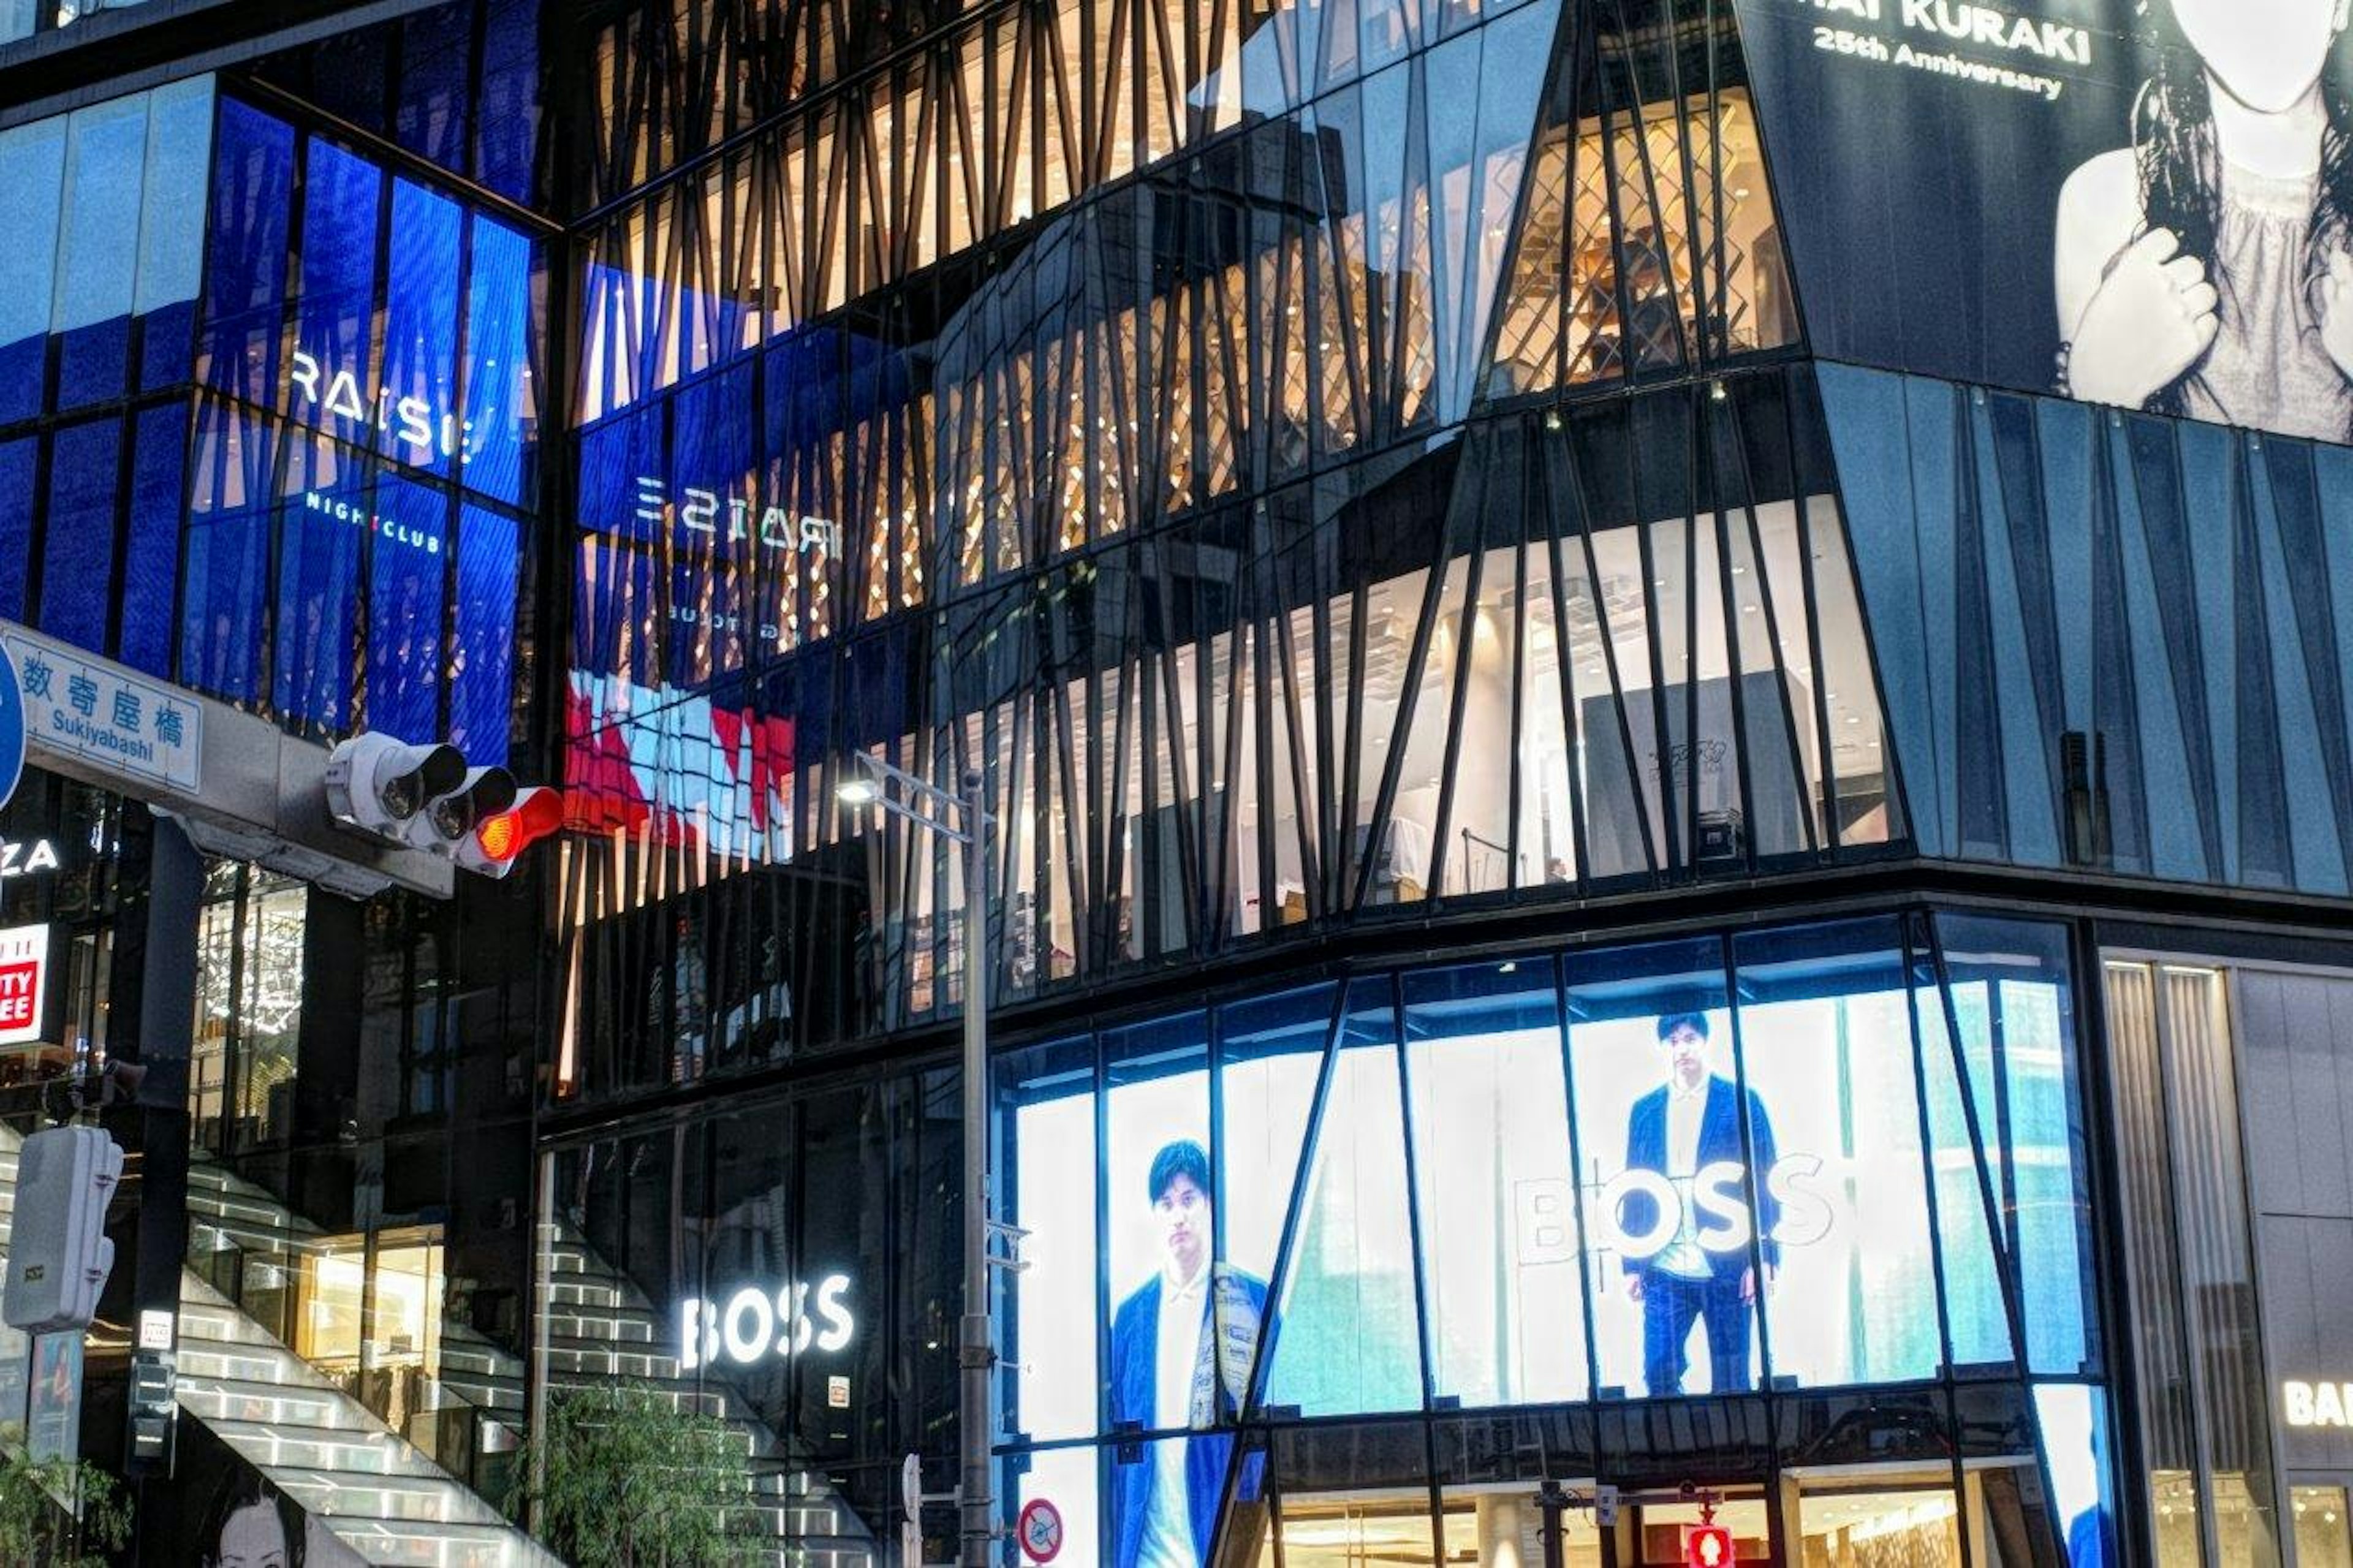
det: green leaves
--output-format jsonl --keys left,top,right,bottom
{"left": 0, "top": 1450, "right": 130, "bottom": 1567}
{"left": 509, "top": 1381, "right": 775, "bottom": 1566}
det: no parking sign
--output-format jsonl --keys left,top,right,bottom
{"left": 1015, "top": 1498, "right": 1063, "bottom": 1563}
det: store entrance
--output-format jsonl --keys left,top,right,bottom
{"left": 1259, "top": 1465, "right": 1995, "bottom": 1566}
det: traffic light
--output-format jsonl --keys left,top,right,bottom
{"left": 453, "top": 786, "right": 564, "bottom": 879}
{"left": 3, "top": 1125, "right": 123, "bottom": 1334}
{"left": 1685, "top": 1523, "right": 1735, "bottom": 1568}
{"left": 326, "top": 733, "right": 518, "bottom": 867}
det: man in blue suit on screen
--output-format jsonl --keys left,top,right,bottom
{"left": 1621, "top": 1011, "right": 1779, "bottom": 1398}
{"left": 1109, "top": 1140, "right": 1267, "bottom": 1568}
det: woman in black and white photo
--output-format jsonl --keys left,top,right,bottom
{"left": 2055, "top": 0, "right": 2353, "bottom": 439}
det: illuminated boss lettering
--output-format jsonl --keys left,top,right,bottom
{"left": 288, "top": 350, "right": 468, "bottom": 464}
{"left": 2285, "top": 1381, "right": 2353, "bottom": 1429}
{"left": 1513, "top": 1155, "right": 1837, "bottom": 1263}
{"left": 677, "top": 1273, "right": 855, "bottom": 1372}
{"left": 632, "top": 476, "right": 842, "bottom": 557}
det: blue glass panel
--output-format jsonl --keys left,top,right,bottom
{"left": 1911, "top": 950, "right": 2013, "bottom": 1373}
{"left": 365, "top": 476, "right": 448, "bottom": 743}
{"left": 1816, "top": 364, "right": 1944, "bottom": 855}
{"left": 0, "top": 438, "right": 32, "bottom": 621}
{"left": 379, "top": 178, "right": 462, "bottom": 477}
{"left": 292, "top": 139, "right": 386, "bottom": 450}
{"left": 181, "top": 400, "right": 276, "bottom": 703}
{"left": 0, "top": 118, "right": 66, "bottom": 426}
{"left": 53, "top": 97, "right": 148, "bottom": 410}
{"left": 121, "top": 404, "right": 188, "bottom": 678}
{"left": 200, "top": 101, "right": 297, "bottom": 411}
{"left": 474, "top": 0, "right": 539, "bottom": 204}
{"left": 1936, "top": 914, "right": 2097, "bottom": 1378}
{"left": 579, "top": 404, "right": 665, "bottom": 551}
{"left": 669, "top": 365, "right": 756, "bottom": 687}
{"left": 459, "top": 216, "right": 535, "bottom": 506}
{"left": 396, "top": 3, "right": 473, "bottom": 171}
{"left": 135, "top": 80, "right": 216, "bottom": 392}
{"left": 451, "top": 504, "right": 518, "bottom": 767}
{"left": 271, "top": 433, "right": 363, "bottom": 732}
{"left": 40, "top": 419, "right": 119, "bottom": 656}
{"left": 2250, "top": 445, "right": 2347, "bottom": 895}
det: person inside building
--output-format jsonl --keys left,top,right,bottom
{"left": 1621, "top": 1011, "right": 1779, "bottom": 1397}
{"left": 1108, "top": 1140, "right": 1267, "bottom": 1568}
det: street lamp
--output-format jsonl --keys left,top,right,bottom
{"left": 838, "top": 750, "right": 997, "bottom": 1567}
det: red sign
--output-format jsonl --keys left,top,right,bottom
{"left": 1686, "top": 1524, "right": 1735, "bottom": 1568}
{"left": 1017, "top": 1498, "right": 1064, "bottom": 1563}
{"left": 0, "top": 924, "right": 48, "bottom": 1043}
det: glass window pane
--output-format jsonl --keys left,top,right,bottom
{"left": 2294, "top": 1487, "right": 2352, "bottom": 1568}
{"left": 0, "top": 118, "right": 66, "bottom": 425}
{"left": 271, "top": 432, "right": 363, "bottom": 732}
{"left": 459, "top": 216, "right": 536, "bottom": 506}
{"left": 1564, "top": 937, "right": 1755, "bottom": 1399}
{"left": 136, "top": 78, "right": 214, "bottom": 390}
{"left": 364, "top": 475, "right": 449, "bottom": 741}
{"left": 1402, "top": 960, "right": 1586, "bottom": 1407}
{"left": 2035, "top": 1382, "right": 2120, "bottom": 1568}
{"left": 121, "top": 404, "right": 187, "bottom": 677}
{"left": 1734, "top": 919, "right": 1939, "bottom": 1390}
{"left": 200, "top": 101, "right": 297, "bottom": 410}
{"left": 379, "top": 176, "right": 463, "bottom": 477}
{"left": 39, "top": 417, "right": 118, "bottom": 655}
{"left": 0, "top": 437, "right": 35, "bottom": 620}
{"left": 292, "top": 138, "right": 387, "bottom": 450}
{"left": 450, "top": 505, "right": 518, "bottom": 767}
{"left": 1001, "top": 1037, "right": 1098, "bottom": 1445}
{"left": 53, "top": 96, "right": 149, "bottom": 408}
{"left": 1260, "top": 980, "right": 1423, "bottom": 1418}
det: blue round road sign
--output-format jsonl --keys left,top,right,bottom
{"left": 0, "top": 640, "right": 25, "bottom": 813}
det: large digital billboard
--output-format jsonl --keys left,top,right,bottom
{"left": 996, "top": 920, "right": 2105, "bottom": 1566}
{"left": 1733, "top": 0, "right": 2353, "bottom": 442}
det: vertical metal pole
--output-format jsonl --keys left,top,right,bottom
{"left": 960, "top": 770, "right": 993, "bottom": 1568}
{"left": 1534, "top": 1480, "right": 1566, "bottom": 1568}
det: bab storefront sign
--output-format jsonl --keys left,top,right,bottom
{"left": 1733, "top": 0, "right": 2353, "bottom": 443}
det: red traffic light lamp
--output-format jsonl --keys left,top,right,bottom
{"left": 458, "top": 786, "right": 564, "bottom": 877}
{"left": 1685, "top": 1524, "right": 1735, "bottom": 1568}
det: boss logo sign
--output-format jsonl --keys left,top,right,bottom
{"left": 677, "top": 1274, "right": 855, "bottom": 1371}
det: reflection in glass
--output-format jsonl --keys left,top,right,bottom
{"left": 1565, "top": 941, "right": 1756, "bottom": 1400}
{"left": 1794, "top": 1484, "right": 1961, "bottom": 1565}
{"left": 1276, "top": 1490, "right": 1436, "bottom": 1567}
{"left": 1404, "top": 961, "right": 1585, "bottom": 1409}
{"left": 1735, "top": 922, "right": 1938, "bottom": 1390}
{"left": 2294, "top": 1487, "right": 2352, "bottom": 1568}
{"left": 1261, "top": 983, "right": 1422, "bottom": 1418}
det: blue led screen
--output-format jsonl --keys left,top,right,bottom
{"left": 40, "top": 419, "right": 119, "bottom": 656}
{"left": 273, "top": 433, "right": 365, "bottom": 732}
{"left": 170, "top": 97, "right": 537, "bottom": 764}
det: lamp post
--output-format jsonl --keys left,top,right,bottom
{"left": 839, "top": 751, "right": 995, "bottom": 1567}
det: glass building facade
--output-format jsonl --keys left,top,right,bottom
{"left": 7, "top": 0, "right": 2353, "bottom": 1562}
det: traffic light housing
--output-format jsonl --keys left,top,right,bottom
{"left": 4, "top": 1125, "right": 122, "bottom": 1334}
{"left": 455, "top": 786, "right": 565, "bottom": 878}
{"left": 326, "top": 733, "right": 521, "bottom": 870}
{"left": 1686, "top": 1524, "right": 1735, "bottom": 1568}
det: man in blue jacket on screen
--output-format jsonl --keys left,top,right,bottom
{"left": 1109, "top": 1139, "right": 1267, "bottom": 1568}
{"left": 1620, "top": 1011, "right": 1779, "bottom": 1398}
